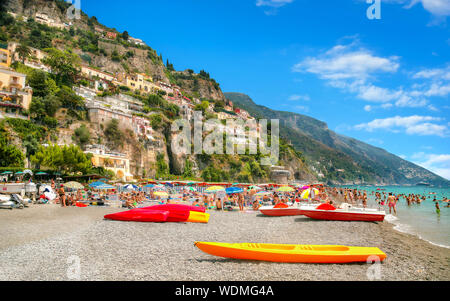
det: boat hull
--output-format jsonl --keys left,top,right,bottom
{"left": 195, "top": 242, "right": 387, "bottom": 263}
{"left": 299, "top": 208, "right": 385, "bottom": 222}
{"left": 259, "top": 206, "right": 303, "bottom": 216}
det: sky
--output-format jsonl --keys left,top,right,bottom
{"left": 80, "top": 0, "right": 450, "bottom": 180}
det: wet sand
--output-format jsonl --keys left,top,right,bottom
{"left": 0, "top": 204, "right": 448, "bottom": 281}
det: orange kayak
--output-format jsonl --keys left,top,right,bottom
{"left": 194, "top": 242, "right": 387, "bottom": 263}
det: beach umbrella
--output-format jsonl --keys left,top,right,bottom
{"left": 23, "top": 169, "right": 33, "bottom": 176}
{"left": 205, "top": 186, "right": 225, "bottom": 193}
{"left": 1, "top": 171, "right": 13, "bottom": 175}
{"left": 154, "top": 191, "right": 169, "bottom": 198}
{"left": 226, "top": 187, "right": 243, "bottom": 194}
{"left": 277, "top": 186, "right": 295, "bottom": 193}
{"left": 64, "top": 181, "right": 84, "bottom": 190}
{"left": 187, "top": 187, "right": 197, "bottom": 192}
{"left": 248, "top": 185, "right": 262, "bottom": 191}
{"left": 99, "top": 178, "right": 110, "bottom": 182}
{"left": 95, "top": 184, "right": 115, "bottom": 190}
{"left": 144, "top": 184, "right": 155, "bottom": 188}
{"left": 89, "top": 181, "right": 106, "bottom": 188}
{"left": 123, "top": 184, "right": 138, "bottom": 191}
{"left": 35, "top": 172, "right": 48, "bottom": 175}
{"left": 301, "top": 188, "right": 319, "bottom": 200}
{"left": 256, "top": 191, "right": 271, "bottom": 196}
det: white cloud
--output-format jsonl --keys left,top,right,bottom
{"left": 383, "top": 0, "right": 450, "bottom": 19}
{"left": 293, "top": 45, "right": 399, "bottom": 81}
{"left": 411, "top": 152, "right": 450, "bottom": 180}
{"left": 364, "top": 105, "right": 373, "bottom": 112}
{"left": 293, "top": 41, "right": 447, "bottom": 110}
{"left": 413, "top": 65, "right": 450, "bottom": 80}
{"left": 256, "top": 0, "right": 294, "bottom": 8}
{"left": 288, "top": 94, "right": 310, "bottom": 101}
{"left": 355, "top": 115, "right": 448, "bottom": 137}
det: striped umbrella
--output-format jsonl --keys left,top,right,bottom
{"left": 154, "top": 191, "right": 169, "bottom": 198}
{"left": 276, "top": 186, "right": 294, "bottom": 193}
{"left": 205, "top": 186, "right": 225, "bottom": 193}
{"left": 64, "top": 181, "right": 84, "bottom": 190}
{"left": 301, "top": 188, "right": 319, "bottom": 199}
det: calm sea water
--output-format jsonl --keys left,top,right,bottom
{"left": 339, "top": 185, "right": 450, "bottom": 249}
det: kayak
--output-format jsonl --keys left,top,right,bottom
{"left": 259, "top": 204, "right": 317, "bottom": 216}
{"left": 104, "top": 210, "right": 169, "bottom": 223}
{"left": 186, "top": 211, "right": 210, "bottom": 223}
{"left": 194, "top": 242, "right": 387, "bottom": 263}
{"left": 259, "top": 206, "right": 303, "bottom": 216}
{"left": 299, "top": 204, "right": 385, "bottom": 222}
{"left": 132, "top": 207, "right": 189, "bottom": 222}
{"left": 143, "top": 204, "right": 206, "bottom": 213}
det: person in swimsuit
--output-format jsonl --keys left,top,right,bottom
{"left": 387, "top": 193, "right": 397, "bottom": 215}
{"left": 58, "top": 185, "right": 66, "bottom": 207}
{"left": 435, "top": 201, "right": 441, "bottom": 214}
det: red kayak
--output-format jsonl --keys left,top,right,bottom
{"left": 143, "top": 204, "right": 206, "bottom": 213}
{"left": 259, "top": 206, "right": 303, "bottom": 217}
{"left": 299, "top": 205, "right": 385, "bottom": 222}
{"left": 104, "top": 210, "right": 169, "bottom": 223}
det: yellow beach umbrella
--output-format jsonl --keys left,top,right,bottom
{"left": 154, "top": 191, "right": 169, "bottom": 197}
{"left": 205, "top": 186, "right": 225, "bottom": 193}
{"left": 276, "top": 186, "right": 294, "bottom": 193}
{"left": 301, "top": 188, "right": 319, "bottom": 199}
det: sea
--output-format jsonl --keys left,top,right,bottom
{"left": 339, "top": 185, "right": 450, "bottom": 249}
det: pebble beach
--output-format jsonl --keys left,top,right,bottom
{"left": 0, "top": 204, "right": 448, "bottom": 281}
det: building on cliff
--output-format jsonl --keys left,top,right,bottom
{"left": 0, "top": 67, "right": 33, "bottom": 115}
{"left": 84, "top": 144, "right": 133, "bottom": 182}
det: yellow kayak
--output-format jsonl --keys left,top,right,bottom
{"left": 194, "top": 242, "right": 386, "bottom": 263}
{"left": 186, "top": 211, "right": 210, "bottom": 223}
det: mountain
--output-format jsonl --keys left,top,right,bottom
{"left": 225, "top": 93, "right": 450, "bottom": 187}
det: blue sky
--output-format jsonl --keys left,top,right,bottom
{"left": 80, "top": 0, "right": 450, "bottom": 180}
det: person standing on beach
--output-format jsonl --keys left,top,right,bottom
{"left": 58, "top": 185, "right": 66, "bottom": 207}
{"left": 387, "top": 193, "right": 397, "bottom": 215}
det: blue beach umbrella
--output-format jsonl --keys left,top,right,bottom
{"left": 226, "top": 187, "right": 244, "bottom": 194}
{"left": 89, "top": 181, "right": 106, "bottom": 188}
{"left": 123, "top": 184, "right": 138, "bottom": 191}
{"left": 95, "top": 184, "right": 115, "bottom": 190}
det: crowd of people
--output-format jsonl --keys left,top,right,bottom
{"left": 37, "top": 180, "right": 449, "bottom": 216}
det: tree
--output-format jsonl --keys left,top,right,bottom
{"left": 0, "top": 127, "right": 24, "bottom": 168}
{"left": 31, "top": 144, "right": 92, "bottom": 175}
{"left": 27, "top": 69, "right": 59, "bottom": 98}
{"left": 73, "top": 124, "right": 91, "bottom": 148}
{"left": 42, "top": 48, "right": 80, "bottom": 85}
{"left": 156, "top": 153, "right": 169, "bottom": 179}
{"left": 16, "top": 44, "right": 31, "bottom": 63}
{"left": 56, "top": 86, "right": 84, "bottom": 110}
{"left": 104, "top": 119, "right": 124, "bottom": 150}
{"left": 122, "top": 31, "right": 129, "bottom": 41}
{"left": 23, "top": 134, "right": 39, "bottom": 160}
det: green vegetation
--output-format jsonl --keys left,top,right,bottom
{"left": 103, "top": 119, "right": 124, "bottom": 150}
{"left": 31, "top": 144, "right": 92, "bottom": 175}
{"left": 0, "top": 122, "right": 25, "bottom": 168}
{"left": 73, "top": 124, "right": 91, "bottom": 148}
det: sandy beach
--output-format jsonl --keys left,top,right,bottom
{"left": 0, "top": 204, "right": 448, "bottom": 281}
